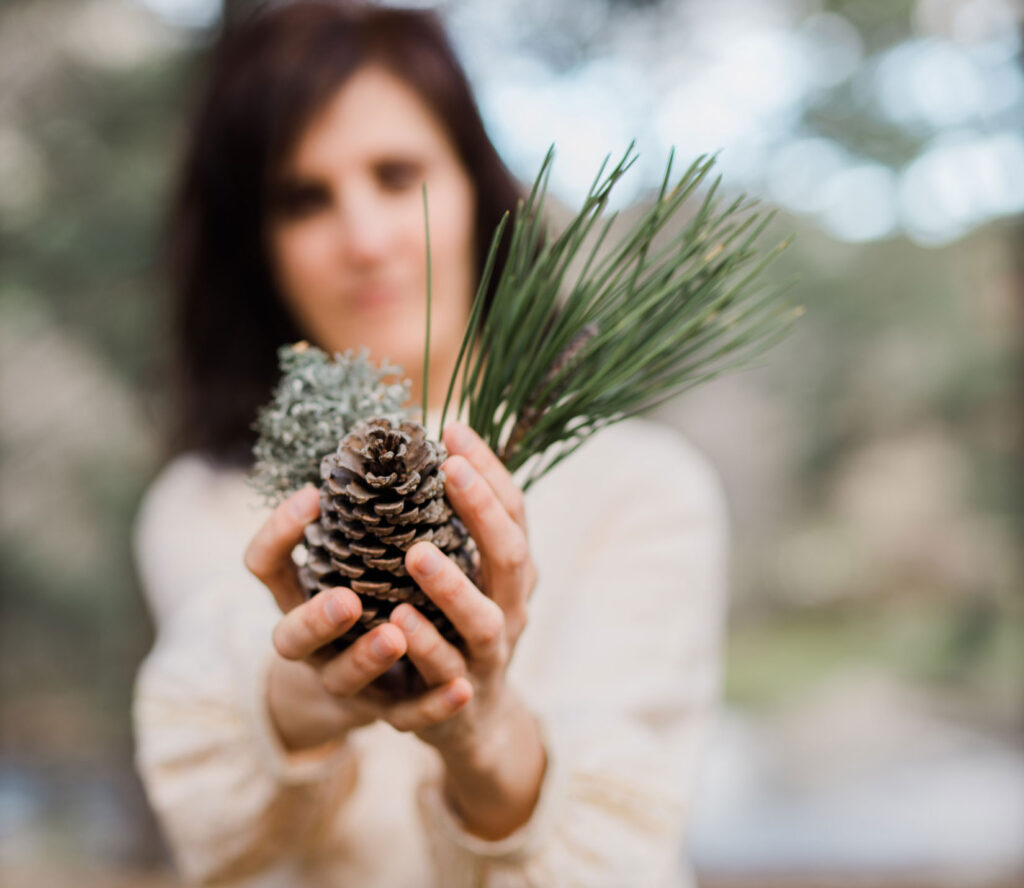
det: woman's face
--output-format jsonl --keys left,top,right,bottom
{"left": 264, "top": 65, "right": 477, "bottom": 388}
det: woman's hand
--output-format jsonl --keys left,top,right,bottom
{"left": 387, "top": 420, "right": 537, "bottom": 757}
{"left": 245, "top": 421, "right": 545, "bottom": 836}
{"left": 245, "top": 485, "right": 477, "bottom": 753}
{"left": 244, "top": 485, "right": 404, "bottom": 751}
{"left": 243, "top": 417, "right": 535, "bottom": 755}
{"left": 388, "top": 421, "right": 547, "bottom": 840}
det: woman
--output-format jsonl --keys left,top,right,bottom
{"left": 133, "top": 2, "right": 730, "bottom": 885}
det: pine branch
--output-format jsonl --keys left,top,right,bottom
{"left": 251, "top": 145, "right": 801, "bottom": 506}
{"left": 446, "top": 142, "right": 801, "bottom": 489}
{"left": 499, "top": 322, "right": 599, "bottom": 464}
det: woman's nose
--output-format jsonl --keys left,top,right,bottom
{"left": 334, "top": 188, "right": 391, "bottom": 265}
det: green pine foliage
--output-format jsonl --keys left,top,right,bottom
{"left": 249, "top": 343, "right": 411, "bottom": 505}
{"left": 251, "top": 144, "right": 800, "bottom": 500}
{"left": 441, "top": 142, "right": 801, "bottom": 489}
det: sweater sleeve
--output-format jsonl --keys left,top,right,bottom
{"left": 131, "top": 456, "right": 359, "bottom": 884}
{"left": 413, "top": 424, "right": 730, "bottom": 887}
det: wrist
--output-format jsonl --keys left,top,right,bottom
{"left": 251, "top": 651, "right": 360, "bottom": 791}
{"left": 440, "top": 689, "right": 547, "bottom": 840}
{"left": 438, "top": 683, "right": 516, "bottom": 775}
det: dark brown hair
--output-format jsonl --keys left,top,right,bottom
{"left": 166, "top": 0, "right": 521, "bottom": 466}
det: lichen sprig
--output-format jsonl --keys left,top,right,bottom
{"left": 249, "top": 342, "right": 411, "bottom": 505}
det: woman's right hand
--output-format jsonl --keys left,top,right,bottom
{"left": 244, "top": 484, "right": 409, "bottom": 752}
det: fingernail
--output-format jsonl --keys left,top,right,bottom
{"left": 447, "top": 422, "right": 474, "bottom": 454}
{"left": 445, "top": 679, "right": 470, "bottom": 707}
{"left": 324, "top": 593, "right": 349, "bottom": 625}
{"left": 372, "top": 633, "right": 394, "bottom": 658}
{"left": 415, "top": 547, "right": 440, "bottom": 576}
{"left": 446, "top": 458, "right": 474, "bottom": 491}
{"left": 289, "top": 485, "right": 320, "bottom": 521}
{"left": 399, "top": 608, "right": 419, "bottom": 634}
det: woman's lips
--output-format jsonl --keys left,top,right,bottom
{"left": 349, "top": 286, "right": 403, "bottom": 312}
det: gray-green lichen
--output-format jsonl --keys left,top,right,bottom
{"left": 249, "top": 342, "right": 411, "bottom": 505}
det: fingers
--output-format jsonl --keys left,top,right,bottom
{"left": 443, "top": 421, "right": 527, "bottom": 532}
{"left": 389, "top": 604, "right": 466, "bottom": 686}
{"left": 382, "top": 677, "right": 473, "bottom": 733}
{"left": 244, "top": 485, "right": 321, "bottom": 613}
{"left": 318, "top": 624, "right": 408, "bottom": 697}
{"left": 272, "top": 588, "right": 362, "bottom": 661}
{"left": 406, "top": 543, "right": 507, "bottom": 667}
{"left": 440, "top": 454, "right": 533, "bottom": 619}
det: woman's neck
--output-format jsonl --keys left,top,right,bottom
{"left": 403, "top": 349, "right": 464, "bottom": 418}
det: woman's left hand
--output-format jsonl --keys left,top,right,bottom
{"left": 377, "top": 420, "right": 536, "bottom": 758}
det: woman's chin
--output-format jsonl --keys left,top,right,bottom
{"left": 313, "top": 336, "right": 422, "bottom": 379}
{"left": 312, "top": 317, "right": 457, "bottom": 387}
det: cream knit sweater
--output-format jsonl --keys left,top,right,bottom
{"left": 132, "top": 415, "right": 729, "bottom": 887}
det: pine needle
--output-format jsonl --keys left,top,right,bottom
{"left": 445, "top": 142, "right": 800, "bottom": 489}
{"left": 421, "top": 183, "right": 432, "bottom": 427}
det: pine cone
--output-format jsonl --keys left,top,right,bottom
{"left": 298, "top": 418, "right": 477, "bottom": 696}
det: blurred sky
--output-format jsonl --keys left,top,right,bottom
{"left": 131, "top": 0, "right": 1024, "bottom": 246}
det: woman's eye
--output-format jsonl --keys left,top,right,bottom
{"left": 376, "top": 160, "right": 421, "bottom": 192}
{"left": 269, "top": 181, "right": 331, "bottom": 219}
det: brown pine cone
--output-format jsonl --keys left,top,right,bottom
{"left": 298, "top": 418, "right": 477, "bottom": 696}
